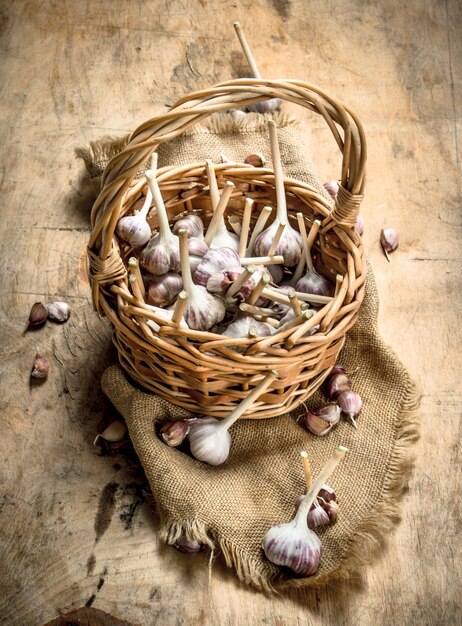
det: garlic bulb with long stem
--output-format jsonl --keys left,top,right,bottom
{"left": 116, "top": 187, "right": 152, "bottom": 246}
{"left": 262, "top": 446, "right": 348, "bottom": 575}
{"left": 223, "top": 315, "right": 273, "bottom": 340}
{"left": 188, "top": 370, "right": 278, "bottom": 465}
{"left": 246, "top": 206, "right": 272, "bottom": 255}
{"left": 178, "top": 230, "right": 225, "bottom": 331}
{"left": 233, "top": 22, "right": 281, "bottom": 114}
{"left": 295, "top": 213, "right": 334, "bottom": 297}
{"left": 254, "top": 122, "right": 303, "bottom": 266}
{"left": 205, "top": 161, "right": 239, "bottom": 251}
{"left": 140, "top": 161, "right": 180, "bottom": 275}
{"left": 193, "top": 247, "right": 241, "bottom": 287}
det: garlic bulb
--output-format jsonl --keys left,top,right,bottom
{"left": 295, "top": 213, "right": 334, "bottom": 297}
{"left": 223, "top": 316, "right": 272, "bottom": 340}
{"left": 147, "top": 272, "right": 183, "bottom": 307}
{"left": 193, "top": 248, "right": 241, "bottom": 287}
{"left": 188, "top": 371, "right": 278, "bottom": 465}
{"left": 262, "top": 446, "right": 347, "bottom": 576}
{"left": 204, "top": 162, "right": 240, "bottom": 251}
{"left": 188, "top": 237, "right": 209, "bottom": 273}
{"left": 47, "top": 301, "right": 70, "bottom": 323}
{"left": 254, "top": 122, "right": 302, "bottom": 266}
{"left": 267, "top": 264, "right": 284, "bottom": 284}
{"left": 206, "top": 270, "right": 243, "bottom": 295}
{"left": 146, "top": 308, "right": 187, "bottom": 332}
{"left": 172, "top": 214, "right": 204, "bottom": 240}
{"left": 116, "top": 188, "right": 152, "bottom": 246}
{"left": 178, "top": 230, "right": 225, "bottom": 331}
{"left": 139, "top": 166, "right": 180, "bottom": 275}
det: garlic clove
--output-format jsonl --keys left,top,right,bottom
{"left": 303, "top": 404, "right": 341, "bottom": 436}
{"left": 327, "top": 373, "right": 351, "bottom": 400}
{"left": 337, "top": 390, "right": 362, "bottom": 427}
{"left": 47, "top": 301, "right": 70, "bottom": 323}
{"left": 307, "top": 503, "right": 330, "bottom": 529}
{"left": 323, "top": 500, "right": 339, "bottom": 522}
{"left": 31, "top": 349, "right": 49, "bottom": 379}
{"left": 174, "top": 537, "right": 203, "bottom": 553}
{"left": 318, "top": 483, "right": 337, "bottom": 503}
{"left": 27, "top": 302, "right": 48, "bottom": 329}
{"left": 244, "top": 153, "right": 266, "bottom": 167}
{"left": 355, "top": 216, "right": 364, "bottom": 235}
{"left": 380, "top": 227, "right": 399, "bottom": 261}
{"left": 323, "top": 180, "right": 339, "bottom": 200}
{"left": 94, "top": 420, "right": 127, "bottom": 444}
{"left": 159, "top": 420, "right": 190, "bottom": 447}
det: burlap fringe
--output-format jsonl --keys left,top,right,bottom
{"left": 156, "top": 374, "right": 420, "bottom": 593}
{"left": 74, "top": 111, "right": 298, "bottom": 183}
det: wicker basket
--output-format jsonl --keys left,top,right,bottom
{"left": 87, "top": 78, "right": 366, "bottom": 419}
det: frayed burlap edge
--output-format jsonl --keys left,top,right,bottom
{"left": 151, "top": 364, "right": 420, "bottom": 594}
{"left": 75, "top": 111, "right": 298, "bottom": 191}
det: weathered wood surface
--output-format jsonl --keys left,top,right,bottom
{"left": 0, "top": 1, "right": 460, "bottom": 625}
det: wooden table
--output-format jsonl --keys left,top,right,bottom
{"left": 1, "top": 1, "right": 460, "bottom": 624}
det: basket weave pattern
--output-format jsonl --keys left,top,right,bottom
{"left": 87, "top": 79, "right": 366, "bottom": 418}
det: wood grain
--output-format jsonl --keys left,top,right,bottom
{"left": 0, "top": 1, "right": 460, "bottom": 625}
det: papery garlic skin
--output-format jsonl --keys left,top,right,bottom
{"left": 296, "top": 272, "right": 334, "bottom": 297}
{"left": 174, "top": 537, "right": 203, "bottom": 553}
{"left": 188, "top": 417, "right": 231, "bottom": 466}
{"left": 172, "top": 214, "right": 204, "bottom": 240}
{"left": 262, "top": 520, "right": 322, "bottom": 575}
{"left": 183, "top": 287, "right": 226, "bottom": 331}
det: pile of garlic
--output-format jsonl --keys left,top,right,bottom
{"left": 116, "top": 121, "right": 340, "bottom": 343}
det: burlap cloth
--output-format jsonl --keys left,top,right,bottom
{"left": 79, "top": 112, "right": 420, "bottom": 592}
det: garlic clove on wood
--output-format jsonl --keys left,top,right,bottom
{"left": 380, "top": 227, "right": 399, "bottom": 261}
{"left": 27, "top": 302, "right": 48, "bottom": 329}
{"left": 94, "top": 420, "right": 127, "bottom": 445}
{"left": 31, "top": 349, "right": 49, "bottom": 379}
{"left": 47, "top": 301, "right": 70, "bottom": 323}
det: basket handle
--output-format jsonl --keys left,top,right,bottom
{"left": 88, "top": 78, "right": 366, "bottom": 306}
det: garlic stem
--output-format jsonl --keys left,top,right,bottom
{"left": 288, "top": 289, "right": 302, "bottom": 316}
{"left": 128, "top": 273, "right": 144, "bottom": 303}
{"left": 296, "top": 213, "right": 314, "bottom": 273}
{"left": 137, "top": 187, "right": 153, "bottom": 220}
{"left": 227, "top": 265, "right": 257, "bottom": 298}
{"left": 246, "top": 273, "right": 270, "bottom": 305}
{"left": 239, "top": 197, "right": 253, "bottom": 258}
{"left": 268, "top": 121, "right": 288, "bottom": 225}
{"left": 267, "top": 222, "right": 286, "bottom": 256}
{"left": 300, "top": 450, "right": 313, "bottom": 489}
{"left": 292, "top": 220, "right": 321, "bottom": 285}
{"left": 220, "top": 370, "right": 278, "bottom": 430}
{"left": 228, "top": 214, "right": 242, "bottom": 235}
{"left": 295, "top": 446, "right": 348, "bottom": 528}
{"left": 205, "top": 159, "right": 220, "bottom": 210}
{"left": 277, "top": 309, "right": 313, "bottom": 332}
{"left": 233, "top": 21, "right": 262, "bottom": 79}
{"left": 171, "top": 290, "right": 188, "bottom": 324}
{"left": 247, "top": 206, "right": 272, "bottom": 255}
{"left": 178, "top": 230, "right": 195, "bottom": 294}
{"left": 262, "top": 286, "right": 333, "bottom": 306}
{"left": 240, "top": 255, "right": 284, "bottom": 266}
{"left": 239, "top": 303, "right": 274, "bottom": 317}
{"left": 128, "top": 257, "right": 146, "bottom": 299}
{"left": 204, "top": 181, "right": 235, "bottom": 247}
{"left": 145, "top": 165, "right": 173, "bottom": 242}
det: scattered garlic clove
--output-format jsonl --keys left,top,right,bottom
{"left": 27, "top": 302, "right": 48, "bottom": 329}
{"left": 318, "top": 483, "right": 337, "bottom": 503}
{"left": 380, "top": 227, "right": 399, "bottom": 261}
{"left": 174, "top": 537, "right": 203, "bottom": 553}
{"left": 338, "top": 390, "right": 362, "bottom": 428}
{"left": 355, "top": 216, "right": 364, "bottom": 236}
{"left": 327, "top": 373, "right": 351, "bottom": 399}
{"left": 307, "top": 503, "right": 330, "bottom": 529}
{"left": 323, "top": 180, "right": 339, "bottom": 200}
{"left": 244, "top": 153, "right": 266, "bottom": 167}
{"left": 303, "top": 404, "right": 341, "bottom": 436}
{"left": 47, "top": 301, "right": 70, "bottom": 323}
{"left": 94, "top": 420, "right": 127, "bottom": 445}
{"left": 159, "top": 420, "right": 190, "bottom": 447}
{"left": 31, "top": 349, "right": 49, "bottom": 379}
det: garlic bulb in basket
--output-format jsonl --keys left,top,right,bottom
{"left": 204, "top": 161, "right": 239, "bottom": 251}
{"left": 295, "top": 214, "right": 334, "bottom": 297}
{"left": 140, "top": 163, "right": 180, "bottom": 275}
{"left": 172, "top": 214, "right": 204, "bottom": 240}
{"left": 116, "top": 188, "right": 152, "bottom": 247}
{"left": 178, "top": 230, "right": 225, "bottom": 331}
{"left": 193, "top": 248, "right": 242, "bottom": 287}
{"left": 147, "top": 272, "right": 183, "bottom": 308}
